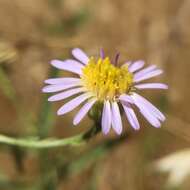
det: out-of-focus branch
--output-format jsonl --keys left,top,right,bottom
{"left": 0, "top": 67, "right": 16, "bottom": 102}
{"left": 58, "top": 132, "right": 131, "bottom": 178}
{"left": 163, "top": 114, "right": 190, "bottom": 143}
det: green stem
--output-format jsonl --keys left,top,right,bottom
{"left": 0, "top": 125, "right": 101, "bottom": 149}
{"left": 37, "top": 67, "right": 59, "bottom": 190}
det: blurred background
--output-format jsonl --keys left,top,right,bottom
{"left": 0, "top": 0, "right": 190, "bottom": 189}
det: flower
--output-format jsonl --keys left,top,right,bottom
{"left": 42, "top": 48, "right": 168, "bottom": 135}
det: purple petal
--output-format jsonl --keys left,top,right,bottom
{"left": 111, "top": 102, "right": 123, "bottom": 135}
{"left": 57, "top": 93, "right": 92, "bottom": 115}
{"left": 73, "top": 98, "right": 96, "bottom": 125}
{"left": 128, "top": 60, "right": 145, "bottom": 73}
{"left": 100, "top": 48, "right": 105, "bottom": 59}
{"left": 42, "top": 82, "right": 81, "bottom": 93}
{"left": 135, "top": 83, "right": 168, "bottom": 90}
{"left": 133, "top": 93, "right": 165, "bottom": 121}
{"left": 134, "top": 65, "right": 157, "bottom": 79}
{"left": 119, "top": 94, "right": 134, "bottom": 104}
{"left": 134, "top": 69, "right": 163, "bottom": 82}
{"left": 101, "top": 100, "right": 111, "bottom": 135}
{"left": 51, "top": 59, "right": 84, "bottom": 75}
{"left": 114, "top": 53, "right": 120, "bottom": 66}
{"left": 72, "top": 48, "right": 89, "bottom": 65}
{"left": 122, "top": 102, "right": 140, "bottom": 130}
{"left": 131, "top": 94, "right": 161, "bottom": 128}
{"left": 44, "top": 77, "right": 81, "bottom": 85}
{"left": 48, "top": 87, "right": 86, "bottom": 102}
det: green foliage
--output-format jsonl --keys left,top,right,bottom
{"left": 0, "top": 66, "right": 16, "bottom": 102}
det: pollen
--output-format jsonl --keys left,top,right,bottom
{"left": 81, "top": 57, "right": 133, "bottom": 101}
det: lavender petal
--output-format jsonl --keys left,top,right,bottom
{"left": 51, "top": 59, "right": 84, "bottom": 75}
{"left": 133, "top": 93, "right": 165, "bottom": 121}
{"left": 132, "top": 94, "right": 161, "bottom": 128}
{"left": 57, "top": 93, "right": 92, "bottom": 115}
{"left": 73, "top": 98, "right": 96, "bottom": 125}
{"left": 128, "top": 60, "right": 145, "bottom": 73}
{"left": 44, "top": 77, "right": 81, "bottom": 85}
{"left": 42, "top": 82, "right": 81, "bottom": 93}
{"left": 134, "top": 65, "right": 157, "bottom": 79}
{"left": 122, "top": 102, "right": 140, "bottom": 130}
{"left": 135, "top": 83, "right": 168, "bottom": 90}
{"left": 48, "top": 87, "right": 86, "bottom": 102}
{"left": 72, "top": 48, "right": 89, "bottom": 65}
{"left": 101, "top": 100, "right": 111, "bottom": 135}
{"left": 111, "top": 102, "right": 123, "bottom": 135}
{"left": 134, "top": 69, "right": 163, "bottom": 82}
{"left": 119, "top": 94, "right": 134, "bottom": 104}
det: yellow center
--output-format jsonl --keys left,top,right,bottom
{"left": 81, "top": 57, "right": 133, "bottom": 101}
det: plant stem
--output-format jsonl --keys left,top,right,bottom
{"left": 0, "top": 125, "right": 101, "bottom": 149}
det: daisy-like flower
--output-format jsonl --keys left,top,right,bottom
{"left": 42, "top": 48, "right": 168, "bottom": 135}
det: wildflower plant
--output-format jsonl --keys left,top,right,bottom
{"left": 42, "top": 48, "right": 168, "bottom": 135}
{"left": 0, "top": 46, "right": 168, "bottom": 189}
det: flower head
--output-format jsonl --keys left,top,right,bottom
{"left": 42, "top": 48, "right": 168, "bottom": 135}
{"left": 81, "top": 56, "right": 133, "bottom": 101}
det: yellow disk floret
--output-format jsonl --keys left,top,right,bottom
{"left": 81, "top": 57, "right": 133, "bottom": 101}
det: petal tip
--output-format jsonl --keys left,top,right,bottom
{"left": 47, "top": 97, "right": 53, "bottom": 102}
{"left": 50, "top": 59, "right": 59, "bottom": 65}
{"left": 57, "top": 109, "right": 63, "bottom": 116}
{"left": 44, "top": 79, "right": 48, "bottom": 84}
{"left": 102, "top": 128, "right": 110, "bottom": 135}
{"left": 115, "top": 129, "right": 122, "bottom": 135}
{"left": 72, "top": 47, "right": 80, "bottom": 52}
{"left": 73, "top": 120, "right": 78, "bottom": 126}
{"left": 134, "top": 126, "right": 140, "bottom": 130}
{"left": 42, "top": 87, "right": 48, "bottom": 93}
{"left": 154, "top": 123, "right": 162, "bottom": 128}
